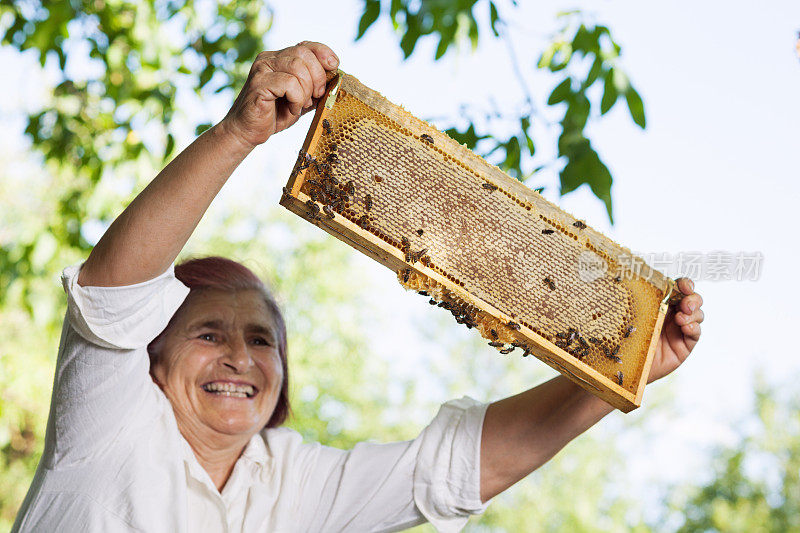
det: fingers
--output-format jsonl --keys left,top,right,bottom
{"left": 253, "top": 71, "right": 306, "bottom": 117}
{"left": 681, "top": 321, "right": 701, "bottom": 341}
{"left": 297, "top": 40, "right": 339, "bottom": 73}
{"left": 676, "top": 307, "right": 704, "bottom": 326}
{"left": 679, "top": 293, "right": 703, "bottom": 315}
{"left": 293, "top": 43, "right": 331, "bottom": 99}
{"left": 260, "top": 42, "right": 339, "bottom": 105}
{"left": 676, "top": 277, "right": 695, "bottom": 295}
{"left": 271, "top": 55, "right": 316, "bottom": 108}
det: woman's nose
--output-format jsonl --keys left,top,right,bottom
{"left": 222, "top": 338, "right": 253, "bottom": 373}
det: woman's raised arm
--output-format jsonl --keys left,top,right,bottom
{"left": 78, "top": 41, "right": 339, "bottom": 287}
{"left": 479, "top": 278, "right": 704, "bottom": 502}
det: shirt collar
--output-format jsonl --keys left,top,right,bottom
{"left": 181, "top": 432, "right": 270, "bottom": 485}
{"left": 239, "top": 432, "right": 269, "bottom": 468}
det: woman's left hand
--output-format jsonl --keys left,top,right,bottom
{"left": 647, "top": 277, "right": 704, "bottom": 383}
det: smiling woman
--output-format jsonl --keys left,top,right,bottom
{"left": 148, "top": 257, "right": 290, "bottom": 431}
{"left": 11, "top": 40, "right": 704, "bottom": 533}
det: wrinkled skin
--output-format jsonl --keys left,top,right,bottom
{"left": 151, "top": 289, "right": 283, "bottom": 447}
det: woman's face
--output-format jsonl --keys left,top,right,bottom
{"left": 152, "top": 289, "right": 283, "bottom": 440}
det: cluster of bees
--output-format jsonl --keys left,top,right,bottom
{"left": 416, "top": 287, "right": 483, "bottom": 330}
{"left": 551, "top": 324, "right": 636, "bottom": 386}
{"left": 484, "top": 321, "right": 535, "bottom": 357}
{"left": 295, "top": 118, "right": 374, "bottom": 227}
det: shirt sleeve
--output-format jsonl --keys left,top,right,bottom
{"left": 275, "top": 396, "right": 490, "bottom": 533}
{"left": 45, "top": 262, "right": 190, "bottom": 468}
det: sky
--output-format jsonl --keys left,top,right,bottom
{"left": 254, "top": 0, "right": 800, "bottom": 414}
{"left": 2, "top": 0, "right": 799, "bottom": 505}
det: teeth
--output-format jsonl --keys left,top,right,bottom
{"left": 202, "top": 382, "right": 255, "bottom": 397}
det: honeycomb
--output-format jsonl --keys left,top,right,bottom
{"left": 283, "top": 73, "right": 676, "bottom": 410}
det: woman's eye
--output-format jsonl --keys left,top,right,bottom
{"left": 199, "top": 333, "right": 216, "bottom": 342}
{"left": 252, "top": 337, "right": 271, "bottom": 346}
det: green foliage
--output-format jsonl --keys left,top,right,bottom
{"left": 357, "top": 2, "right": 646, "bottom": 221}
{"left": 668, "top": 381, "right": 800, "bottom": 532}
{"left": 356, "top": 0, "right": 484, "bottom": 59}
{"left": 0, "top": 0, "right": 272, "bottom": 313}
{"left": 538, "top": 13, "right": 646, "bottom": 221}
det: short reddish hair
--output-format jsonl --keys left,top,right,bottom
{"left": 147, "top": 256, "right": 290, "bottom": 428}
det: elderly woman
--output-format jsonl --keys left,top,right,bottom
{"left": 12, "top": 42, "right": 704, "bottom": 532}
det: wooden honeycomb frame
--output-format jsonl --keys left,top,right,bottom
{"left": 280, "top": 71, "right": 678, "bottom": 412}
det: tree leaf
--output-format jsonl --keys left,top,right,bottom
{"left": 547, "top": 78, "right": 572, "bottom": 105}
{"left": 164, "top": 133, "right": 175, "bottom": 160}
{"left": 625, "top": 86, "right": 646, "bottom": 128}
{"left": 489, "top": 2, "right": 500, "bottom": 37}
{"left": 584, "top": 56, "right": 603, "bottom": 88}
{"left": 357, "top": 0, "right": 381, "bottom": 40}
{"left": 600, "top": 70, "right": 618, "bottom": 115}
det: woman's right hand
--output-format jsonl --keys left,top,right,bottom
{"left": 221, "top": 41, "right": 339, "bottom": 149}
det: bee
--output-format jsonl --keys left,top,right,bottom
{"left": 326, "top": 153, "right": 338, "bottom": 164}
{"left": 365, "top": 194, "right": 372, "bottom": 211}
{"left": 499, "top": 347, "right": 514, "bottom": 355}
{"left": 511, "top": 341, "right": 525, "bottom": 348}
{"left": 429, "top": 299, "right": 437, "bottom": 305}
{"left": 579, "top": 348, "right": 590, "bottom": 359}
{"left": 400, "top": 237, "right": 410, "bottom": 251}
{"left": 490, "top": 329, "right": 498, "bottom": 339}
{"left": 417, "top": 290, "right": 428, "bottom": 296}
{"left": 616, "top": 371, "right": 624, "bottom": 386}
{"left": 588, "top": 337, "right": 600, "bottom": 344}
{"left": 481, "top": 183, "right": 498, "bottom": 191}
{"left": 602, "top": 346, "right": 611, "bottom": 358}
{"left": 305, "top": 200, "right": 321, "bottom": 220}
{"left": 610, "top": 345, "right": 620, "bottom": 357}
{"left": 522, "top": 348, "right": 531, "bottom": 357}
{"left": 573, "top": 220, "right": 587, "bottom": 230}
{"left": 323, "top": 204, "right": 335, "bottom": 219}
{"left": 488, "top": 341, "right": 504, "bottom": 348}
{"left": 416, "top": 229, "right": 424, "bottom": 236}
{"left": 346, "top": 180, "right": 356, "bottom": 195}
{"left": 541, "top": 229, "right": 555, "bottom": 235}
{"left": 543, "top": 277, "right": 556, "bottom": 290}
{"left": 555, "top": 340, "right": 568, "bottom": 350}
{"left": 507, "top": 321, "right": 521, "bottom": 330}
{"left": 402, "top": 269, "right": 411, "bottom": 283}
{"left": 610, "top": 355, "right": 622, "bottom": 364}
{"left": 578, "top": 336, "right": 589, "bottom": 348}
{"left": 623, "top": 326, "right": 636, "bottom": 338}
{"left": 330, "top": 142, "right": 337, "bottom": 152}
{"left": 309, "top": 189, "right": 321, "bottom": 202}
{"left": 567, "top": 327, "right": 577, "bottom": 344}
{"left": 322, "top": 118, "right": 332, "bottom": 134}
{"left": 358, "top": 215, "right": 369, "bottom": 229}
{"left": 420, "top": 133, "right": 434, "bottom": 144}
{"left": 410, "top": 248, "right": 428, "bottom": 263}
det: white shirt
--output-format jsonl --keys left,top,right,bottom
{"left": 12, "top": 264, "right": 490, "bottom": 532}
